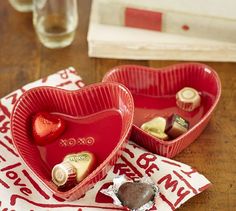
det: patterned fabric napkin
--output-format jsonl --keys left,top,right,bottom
{"left": 0, "top": 68, "right": 210, "bottom": 211}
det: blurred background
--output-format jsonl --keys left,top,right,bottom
{"left": 0, "top": 0, "right": 236, "bottom": 98}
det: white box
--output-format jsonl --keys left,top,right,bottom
{"left": 97, "top": 0, "right": 236, "bottom": 43}
{"left": 88, "top": 0, "right": 236, "bottom": 62}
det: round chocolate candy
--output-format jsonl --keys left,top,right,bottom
{"left": 51, "top": 161, "right": 77, "bottom": 187}
{"left": 176, "top": 87, "right": 201, "bottom": 112}
{"left": 117, "top": 182, "right": 155, "bottom": 210}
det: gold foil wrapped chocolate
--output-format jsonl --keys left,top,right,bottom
{"left": 141, "top": 117, "right": 169, "bottom": 140}
{"left": 52, "top": 151, "right": 96, "bottom": 188}
{"left": 64, "top": 152, "right": 95, "bottom": 183}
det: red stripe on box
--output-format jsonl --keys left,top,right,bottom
{"left": 125, "top": 7, "right": 162, "bottom": 31}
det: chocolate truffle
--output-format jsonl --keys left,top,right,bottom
{"left": 117, "top": 182, "right": 155, "bottom": 210}
{"left": 165, "top": 114, "right": 189, "bottom": 138}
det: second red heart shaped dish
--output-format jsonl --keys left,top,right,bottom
{"left": 11, "top": 82, "right": 134, "bottom": 200}
{"left": 103, "top": 63, "right": 221, "bottom": 158}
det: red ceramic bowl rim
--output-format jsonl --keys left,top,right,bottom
{"left": 10, "top": 82, "right": 134, "bottom": 197}
{"left": 103, "top": 63, "right": 222, "bottom": 145}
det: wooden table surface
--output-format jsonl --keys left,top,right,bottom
{"left": 0, "top": 1, "right": 235, "bottom": 210}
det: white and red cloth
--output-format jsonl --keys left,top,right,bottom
{"left": 0, "top": 68, "right": 210, "bottom": 210}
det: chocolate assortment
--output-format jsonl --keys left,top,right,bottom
{"left": 31, "top": 112, "right": 97, "bottom": 191}
{"left": 101, "top": 175, "right": 159, "bottom": 211}
{"left": 9, "top": 64, "right": 218, "bottom": 204}
{"left": 141, "top": 114, "right": 189, "bottom": 140}
{"left": 28, "top": 86, "right": 200, "bottom": 199}
{"left": 140, "top": 87, "right": 199, "bottom": 141}
{"left": 52, "top": 151, "right": 96, "bottom": 188}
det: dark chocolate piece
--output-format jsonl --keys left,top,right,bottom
{"left": 117, "top": 182, "right": 155, "bottom": 210}
{"left": 165, "top": 114, "right": 189, "bottom": 138}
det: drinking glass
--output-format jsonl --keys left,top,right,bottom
{"left": 33, "top": 0, "right": 78, "bottom": 49}
{"left": 9, "top": 0, "right": 32, "bottom": 12}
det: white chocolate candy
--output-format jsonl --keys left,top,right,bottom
{"left": 141, "top": 117, "right": 166, "bottom": 132}
{"left": 141, "top": 117, "right": 168, "bottom": 140}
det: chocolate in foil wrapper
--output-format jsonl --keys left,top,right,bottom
{"left": 101, "top": 175, "right": 159, "bottom": 211}
{"left": 141, "top": 117, "right": 169, "bottom": 141}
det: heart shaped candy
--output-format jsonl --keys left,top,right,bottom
{"left": 103, "top": 63, "right": 221, "bottom": 157}
{"left": 117, "top": 182, "right": 155, "bottom": 210}
{"left": 64, "top": 151, "right": 96, "bottom": 183}
{"left": 11, "top": 83, "right": 134, "bottom": 200}
{"left": 32, "top": 112, "right": 66, "bottom": 146}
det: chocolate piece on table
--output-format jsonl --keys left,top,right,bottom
{"left": 165, "top": 114, "right": 189, "bottom": 138}
{"left": 176, "top": 87, "right": 201, "bottom": 112}
{"left": 117, "top": 182, "right": 155, "bottom": 210}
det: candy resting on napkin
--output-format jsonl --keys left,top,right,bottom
{"left": 0, "top": 67, "right": 210, "bottom": 210}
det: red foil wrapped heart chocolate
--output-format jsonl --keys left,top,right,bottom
{"left": 32, "top": 112, "right": 66, "bottom": 146}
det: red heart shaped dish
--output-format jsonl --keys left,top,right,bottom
{"left": 11, "top": 82, "right": 134, "bottom": 200}
{"left": 103, "top": 63, "right": 221, "bottom": 158}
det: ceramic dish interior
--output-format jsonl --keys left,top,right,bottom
{"left": 103, "top": 63, "right": 221, "bottom": 157}
{"left": 11, "top": 82, "right": 134, "bottom": 200}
